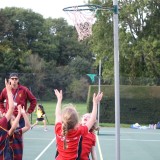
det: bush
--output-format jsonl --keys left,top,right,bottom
{"left": 87, "top": 85, "right": 160, "bottom": 124}
{"left": 68, "top": 78, "right": 89, "bottom": 102}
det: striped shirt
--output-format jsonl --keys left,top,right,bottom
{"left": 0, "top": 117, "right": 13, "bottom": 160}
{"left": 10, "top": 129, "right": 23, "bottom": 160}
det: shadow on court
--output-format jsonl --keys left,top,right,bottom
{"left": 23, "top": 126, "right": 160, "bottom": 160}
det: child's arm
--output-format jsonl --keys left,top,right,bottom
{"left": 0, "top": 111, "right": 3, "bottom": 118}
{"left": 86, "top": 92, "right": 103, "bottom": 131}
{"left": 21, "top": 106, "right": 31, "bottom": 133}
{"left": 5, "top": 79, "right": 14, "bottom": 122}
{"left": 54, "top": 89, "right": 63, "bottom": 124}
{"left": 91, "top": 146, "right": 97, "bottom": 160}
{"left": 42, "top": 109, "right": 46, "bottom": 117}
{"left": 34, "top": 105, "right": 38, "bottom": 113}
{"left": 8, "top": 105, "right": 21, "bottom": 136}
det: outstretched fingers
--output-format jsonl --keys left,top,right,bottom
{"left": 5, "top": 78, "right": 12, "bottom": 91}
{"left": 93, "top": 92, "right": 103, "bottom": 104}
{"left": 97, "top": 92, "right": 103, "bottom": 102}
{"left": 17, "top": 105, "right": 22, "bottom": 113}
{"left": 21, "top": 106, "right": 26, "bottom": 114}
{"left": 54, "top": 89, "right": 63, "bottom": 101}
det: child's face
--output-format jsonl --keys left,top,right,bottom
{"left": 81, "top": 114, "right": 91, "bottom": 126}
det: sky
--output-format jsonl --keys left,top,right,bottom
{"left": 0, "top": 0, "right": 87, "bottom": 25}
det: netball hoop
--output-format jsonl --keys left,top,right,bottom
{"left": 63, "top": 4, "right": 110, "bottom": 41}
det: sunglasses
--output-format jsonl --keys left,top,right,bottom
{"left": 10, "top": 78, "right": 18, "bottom": 80}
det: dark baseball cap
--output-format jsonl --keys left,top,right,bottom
{"left": 9, "top": 73, "right": 19, "bottom": 78}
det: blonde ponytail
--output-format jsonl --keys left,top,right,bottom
{"left": 61, "top": 104, "right": 79, "bottom": 150}
{"left": 62, "top": 122, "right": 68, "bottom": 149}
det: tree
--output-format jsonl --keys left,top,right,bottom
{"left": 119, "top": 0, "right": 160, "bottom": 83}
{"left": 89, "top": 0, "right": 114, "bottom": 80}
{"left": 0, "top": 7, "right": 98, "bottom": 100}
{"left": 89, "top": 0, "right": 160, "bottom": 85}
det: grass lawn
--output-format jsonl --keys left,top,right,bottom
{"left": 30, "top": 101, "right": 88, "bottom": 125}
{"left": 30, "top": 101, "right": 131, "bottom": 128}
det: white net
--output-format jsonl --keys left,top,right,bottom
{"left": 65, "top": 6, "right": 96, "bottom": 41}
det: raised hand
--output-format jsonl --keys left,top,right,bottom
{"left": 54, "top": 89, "right": 63, "bottom": 123}
{"left": 21, "top": 106, "right": 26, "bottom": 114}
{"left": 5, "top": 78, "right": 12, "bottom": 92}
{"left": 93, "top": 92, "right": 103, "bottom": 104}
{"left": 54, "top": 89, "right": 63, "bottom": 101}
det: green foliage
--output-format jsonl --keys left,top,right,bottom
{"left": 87, "top": 85, "right": 160, "bottom": 124}
{"left": 119, "top": 0, "right": 160, "bottom": 82}
{"left": 89, "top": 0, "right": 160, "bottom": 84}
{"left": 0, "top": 7, "right": 94, "bottom": 99}
{"left": 1, "top": 1, "right": 160, "bottom": 102}
{"left": 69, "top": 56, "right": 93, "bottom": 78}
{"left": 68, "top": 78, "right": 89, "bottom": 102}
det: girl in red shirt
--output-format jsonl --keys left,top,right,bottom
{"left": 54, "top": 89, "right": 103, "bottom": 160}
{"left": 80, "top": 113, "right": 99, "bottom": 160}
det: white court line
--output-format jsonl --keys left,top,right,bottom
{"left": 100, "top": 131, "right": 160, "bottom": 135}
{"left": 99, "top": 138, "right": 160, "bottom": 142}
{"left": 96, "top": 135, "right": 104, "bottom": 160}
{"left": 34, "top": 137, "right": 56, "bottom": 160}
{"left": 121, "top": 139, "right": 160, "bottom": 142}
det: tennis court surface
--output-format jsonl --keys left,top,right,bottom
{"left": 23, "top": 125, "right": 160, "bottom": 160}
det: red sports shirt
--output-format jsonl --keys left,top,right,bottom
{"left": 55, "top": 122, "right": 88, "bottom": 160}
{"left": 0, "top": 84, "right": 37, "bottom": 116}
{"left": 80, "top": 132, "right": 96, "bottom": 160}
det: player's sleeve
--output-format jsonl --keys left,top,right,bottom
{"left": 14, "top": 128, "right": 23, "bottom": 135}
{"left": 92, "top": 134, "right": 96, "bottom": 146}
{"left": 25, "top": 87, "right": 37, "bottom": 114}
{"left": 55, "top": 122, "right": 62, "bottom": 134}
{"left": 79, "top": 125, "right": 89, "bottom": 136}
{"left": 0, "top": 88, "right": 7, "bottom": 114}
{"left": 0, "top": 116, "right": 8, "bottom": 130}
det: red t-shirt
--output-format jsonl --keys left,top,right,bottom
{"left": 55, "top": 122, "right": 88, "bottom": 160}
{"left": 80, "top": 132, "right": 96, "bottom": 160}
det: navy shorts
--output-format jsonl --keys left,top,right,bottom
{"left": 37, "top": 118, "right": 44, "bottom": 121}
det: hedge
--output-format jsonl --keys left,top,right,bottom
{"left": 87, "top": 85, "right": 160, "bottom": 124}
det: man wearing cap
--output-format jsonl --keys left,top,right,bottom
{"left": 0, "top": 73, "right": 37, "bottom": 128}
